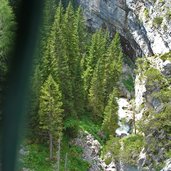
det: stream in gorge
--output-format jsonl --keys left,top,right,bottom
{"left": 116, "top": 98, "right": 139, "bottom": 171}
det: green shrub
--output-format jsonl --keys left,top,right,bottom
{"left": 102, "top": 136, "right": 121, "bottom": 161}
{"left": 145, "top": 67, "right": 165, "bottom": 87}
{"left": 165, "top": 149, "right": 171, "bottom": 158}
{"left": 160, "top": 51, "right": 171, "bottom": 61}
{"left": 159, "top": 0, "right": 165, "bottom": 4}
{"left": 68, "top": 146, "right": 90, "bottom": 171}
{"left": 144, "top": 8, "right": 149, "bottom": 18}
{"left": 79, "top": 116, "right": 103, "bottom": 143}
{"left": 121, "top": 134, "right": 144, "bottom": 165}
{"left": 135, "top": 57, "right": 150, "bottom": 74}
{"left": 21, "top": 144, "right": 53, "bottom": 171}
{"left": 122, "top": 75, "right": 134, "bottom": 92}
{"left": 166, "top": 11, "right": 171, "bottom": 20}
{"left": 153, "top": 17, "right": 163, "bottom": 26}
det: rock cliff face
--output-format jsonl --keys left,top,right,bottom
{"left": 135, "top": 54, "right": 171, "bottom": 170}
{"left": 73, "top": 131, "right": 117, "bottom": 171}
{"left": 78, "top": 0, "right": 171, "bottom": 56}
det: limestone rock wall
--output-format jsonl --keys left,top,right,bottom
{"left": 78, "top": 0, "right": 171, "bottom": 56}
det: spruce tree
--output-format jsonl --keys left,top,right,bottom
{"left": 104, "top": 32, "right": 123, "bottom": 103}
{"left": 83, "top": 30, "right": 108, "bottom": 94}
{"left": 88, "top": 57, "right": 106, "bottom": 119}
{"left": 28, "top": 65, "right": 41, "bottom": 138}
{"left": 50, "top": 3, "right": 75, "bottom": 119}
{"left": 102, "top": 89, "right": 119, "bottom": 136}
{"left": 72, "top": 6, "right": 86, "bottom": 116}
{"left": 39, "top": 75, "right": 63, "bottom": 160}
{"left": 40, "top": 37, "right": 58, "bottom": 83}
{"left": 40, "top": 0, "right": 57, "bottom": 51}
{"left": 62, "top": 3, "right": 85, "bottom": 117}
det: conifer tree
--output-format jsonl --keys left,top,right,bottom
{"left": 39, "top": 75, "right": 63, "bottom": 160}
{"left": 102, "top": 89, "right": 119, "bottom": 136}
{"left": 88, "top": 57, "right": 106, "bottom": 119}
{"left": 62, "top": 3, "right": 85, "bottom": 117}
{"left": 28, "top": 65, "right": 41, "bottom": 137}
{"left": 40, "top": 0, "right": 57, "bottom": 50}
{"left": 50, "top": 3, "right": 75, "bottom": 118}
{"left": 40, "top": 37, "right": 58, "bottom": 83}
{"left": 72, "top": 6, "right": 87, "bottom": 116}
{"left": 75, "top": 7, "right": 87, "bottom": 54}
{"left": 83, "top": 30, "right": 108, "bottom": 94}
{"left": 104, "top": 33, "right": 123, "bottom": 103}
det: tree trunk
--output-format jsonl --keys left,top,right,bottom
{"left": 57, "top": 138, "right": 61, "bottom": 171}
{"left": 49, "top": 132, "right": 53, "bottom": 160}
{"left": 64, "top": 153, "right": 68, "bottom": 171}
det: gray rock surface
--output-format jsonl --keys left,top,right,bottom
{"left": 79, "top": 0, "right": 171, "bottom": 56}
{"left": 161, "top": 159, "right": 171, "bottom": 171}
{"left": 73, "top": 131, "right": 117, "bottom": 171}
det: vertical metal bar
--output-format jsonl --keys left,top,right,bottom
{"left": 2, "top": 1, "right": 44, "bottom": 171}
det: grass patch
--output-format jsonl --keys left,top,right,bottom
{"left": 20, "top": 138, "right": 90, "bottom": 171}
{"left": 21, "top": 144, "right": 54, "bottom": 171}
{"left": 79, "top": 115, "right": 103, "bottom": 144}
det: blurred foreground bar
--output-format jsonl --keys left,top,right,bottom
{"left": 2, "top": 1, "right": 44, "bottom": 171}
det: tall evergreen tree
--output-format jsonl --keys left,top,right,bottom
{"left": 40, "top": 0, "right": 57, "bottom": 50}
{"left": 62, "top": 3, "right": 85, "bottom": 117}
{"left": 50, "top": 3, "right": 75, "bottom": 119}
{"left": 88, "top": 57, "right": 106, "bottom": 119}
{"left": 102, "top": 89, "right": 119, "bottom": 136}
{"left": 40, "top": 37, "right": 58, "bottom": 82}
{"left": 83, "top": 30, "right": 108, "bottom": 94}
{"left": 103, "top": 33, "right": 123, "bottom": 103}
{"left": 39, "top": 75, "right": 63, "bottom": 160}
{"left": 28, "top": 65, "right": 41, "bottom": 138}
{"left": 72, "top": 6, "right": 87, "bottom": 116}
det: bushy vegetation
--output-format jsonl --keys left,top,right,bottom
{"left": 144, "top": 8, "right": 149, "bottom": 18}
{"left": 160, "top": 51, "right": 171, "bottom": 61}
{"left": 102, "top": 136, "right": 121, "bottom": 163}
{"left": 122, "top": 75, "right": 134, "bottom": 92}
{"left": 136, "top": 55, "right": 171, "bottom": 169}
{"left": 153, "top": 16, "right": 163, "bottom": 26}
{"left": 121, "top": 134, "right": 144, "bottom": 164}
{"left": 20, "top": 140, "right": 90, "bottom": 171}
{"left": 102, "top": 134, "right": 144, "bottom": 165}
{"left": 166, "top": 10, "right": 171, "bottom": 20}
{"left": 20, "top": 144, "right": 54, "bottom": 171}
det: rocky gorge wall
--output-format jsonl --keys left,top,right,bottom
{"left": 134, "top": 53, "right": 171, "bottom": 170}
{"left": 78, "top": 0, "right": 171, "bottom": 57}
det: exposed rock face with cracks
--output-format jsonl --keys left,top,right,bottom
{"left": 73, "top": 131, "right": 117, "bottom": 171}
{"left": 78, "top": 0, "right": 171, "bottom": 56}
